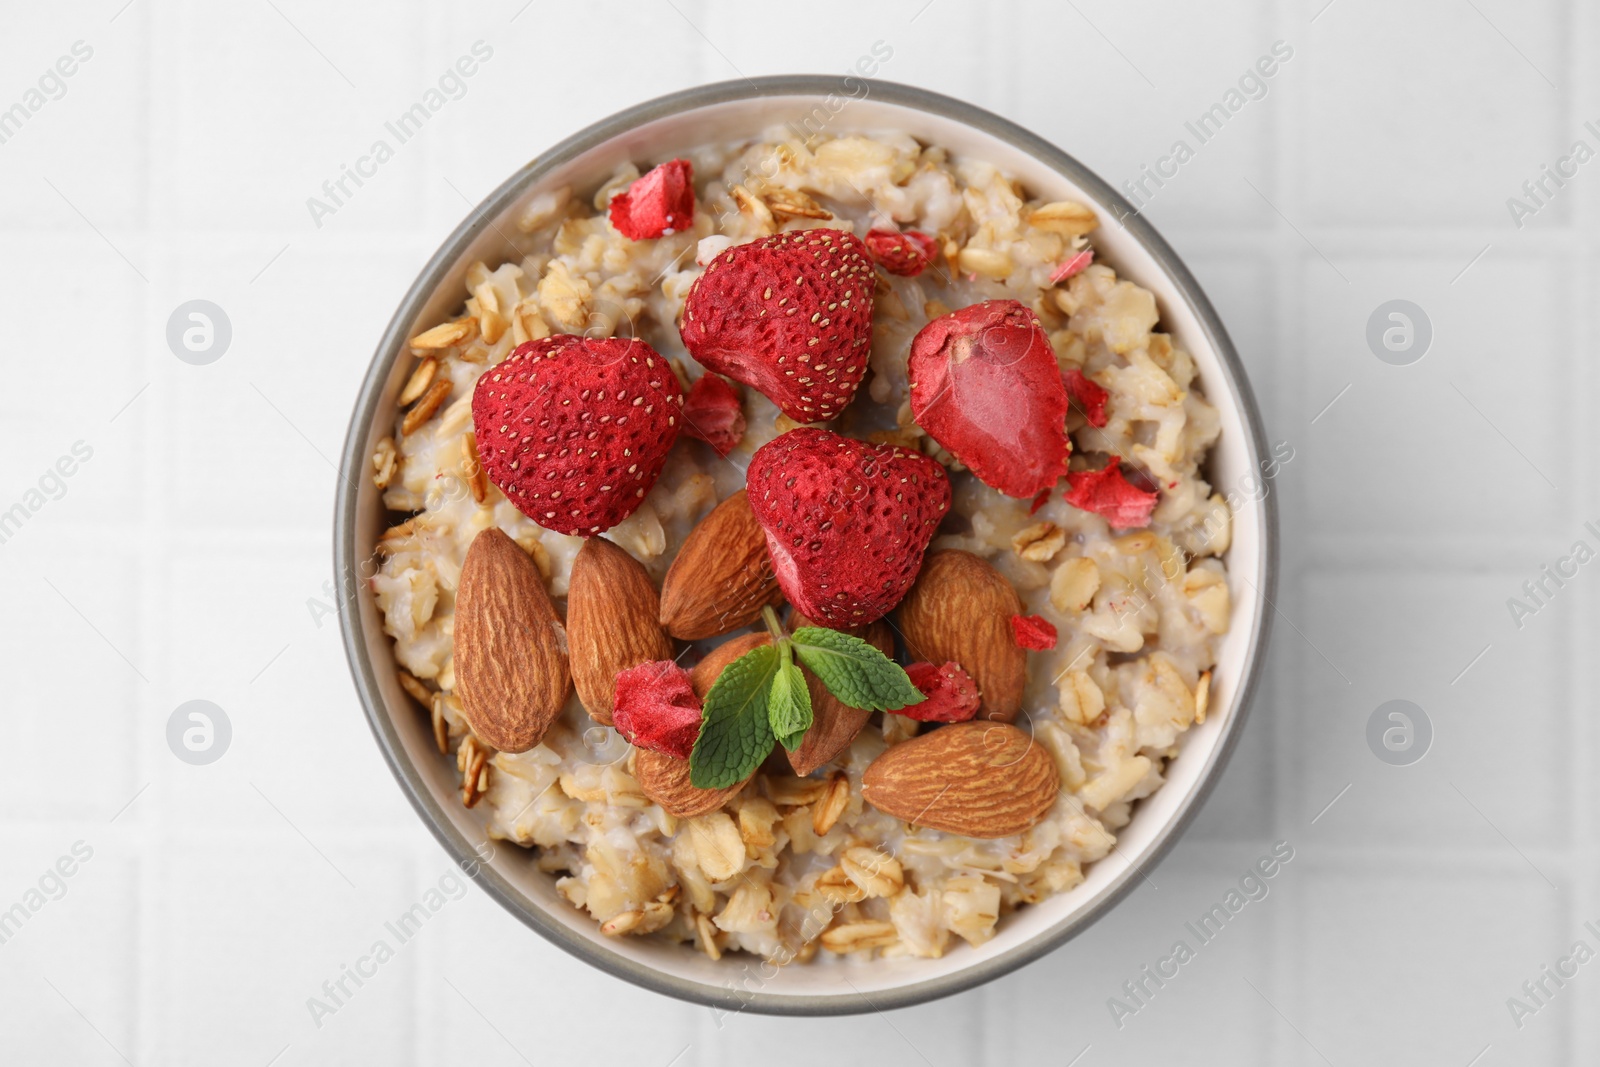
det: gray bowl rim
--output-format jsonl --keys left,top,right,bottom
{"left": 335, "top": 73, "right": 1279, "bottom": 1017}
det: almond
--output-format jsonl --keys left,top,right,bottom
{"left": 567, "top": 538, "right": 674, "bottom": 726}
{"left": 454, "top": 527, "right": 571, "bottom": 752}
{"left": 896, "top": 550, "right": 1026, "bottom": 722}
{"left": 634, "top": 747, "right": 751, "bottom": 818}
{"left": 786, "top": 612, "right": 892, "bottom": 776}
{"left": 861, "top": 721, "right": 1058, "bottom": 838}
{"left": 689, "top": 632, "right": 770, "bottom": 697}
{"left": 660, "top": 490, "right": 783, "bottom": 640}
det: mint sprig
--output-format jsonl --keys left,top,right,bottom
{"left": 688, "top": 643, "right": 778, "bottom": 789}
{"left": 791, "top": 627, "right": 925, "bottom": 712}
{"left": 688, "top": 606, "right": 924, "bottom": 789}
{"left": 769, "top": 659, "right": 812, "bottom": 752}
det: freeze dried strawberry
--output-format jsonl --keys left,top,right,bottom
{"left": 472, "top": 335, "right": 684, "bottom": 536}
{"left": 864, "top": 228, "right": 940, "bottom": 277}
{"left": 680, "top": 229, "right": 875, "bottom": 423}
{"left": 746, "top": 428, "right": 950, "bottom": 626}
{"left": 612, "top": 660, "right": 702, "bottom": 759}
{"left": 1064, "top": 457, "right": 1159, "bottom": 530}
{"left": 681, "top": 373, "right": 746, "bottom": 457}
{"left": 1010, "top": 614, "right": 1058, "bottom": 651}
{"left": 908, "top": 299, "right": 1070, "bottom": 499}
{"left": 608, "top": 159, "right": 696, "bottom": 240}
{"left": 903, "top": 661, "right": 981, "bottom": 722}
{"left": 1049, "top": 249, "right": 1094, "bottom": 284}
{"left": 1063, "top": 368, "right": 1109, "bottom": 428}
{"left": 1030, "top": 489, "right": 1051, "bottom": 514}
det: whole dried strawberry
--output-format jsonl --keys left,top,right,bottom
{"left": 608, "top": 159, "right": 695, "bottom": 240}
{"left": 1064, "top": 457, "right": 1158, "bottom": 530}
{"left": 679, "top": 229, "right": 875, "bottom": 423}
{"left": 903, "top": 661, "right": 981, "bottom": 722}
{"left": 747, "top": 428, "right": 950, "bottom": 627}
{"left": 680, "top": 373, "right": 745, "bottom": 457}
{"left": 908, "top": 299, "right": 1070, "bottom": 499}
{"left": 613, "top": 660, "right": 702, "bottom": 759}
{"left": 471, "top": 335, "right": 683, "bottom": 536}
{"left": 865, "top": 228, "right": 939, "bottom": 277}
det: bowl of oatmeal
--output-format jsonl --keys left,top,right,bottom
{"left": 336, "top": 75, "right": 1276, "bottom": 1014}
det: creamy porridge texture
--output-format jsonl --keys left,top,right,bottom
{"left": 370, "top": 128, "right": 1231, "bottom": 963}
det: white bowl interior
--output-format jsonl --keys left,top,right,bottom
{"left": 349, "top": 91, "right": 1267, "bottom": 1004}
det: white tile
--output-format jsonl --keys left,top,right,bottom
{"left": 988, "top": 846, "right": 1285, "bottom": 1063}
{"left": 1298, "top": 0, "right": 1568, "bottom": 227}
{"left": 1295, "top": 864, "right": 1567, "bottom": 1065}
{"left": 158, "top": 238, "right": 433, "bottom": 532}
{"left": 1300, "top": 252, "right": 1573, "bottom": 547}
{"left": 0, "top": 9, "right": 150, "bottom": 232}
{"left": 1298, "top": 568, "right": 1570, "bottom": 849}
{"left": 0, "top": 844, "right": 137, "bottom": 1062}
{"left": 1181, "top": 252, "right": 1286, "bottom": 425}
{"left": 1013, "top": 0, "right": 1281, "bottom": 230}
{"left": 153, "top": 0, "right": 427, "bottom": 234}
{"left": 0, "top": 551, "right": 142, "bottom": 820}
{"left": 1187, "top": 653, "right": 1282, "bottom": 842}
{"left": 428, "top": 3, "right": 701, "bottom": 231}
{"left": 150, "top": 839, "right": 417, "bottom": 1065}
{"left": 428, "top": 889, "right": 700, "bottom": 1065}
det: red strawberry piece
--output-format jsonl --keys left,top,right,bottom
{"left": 1063, "top": 368, "right": 1109, "bottom": 428}
{"left": 608, "top": 159, "right": 696, "bottom": 240}
{"left": 864, "top": 228, "right": 940, "bottom": 277}
{"left": 680, "top": 373, "right": 746, "bottom": 457}
{"left": 612, "top": 660, "right": 702, "bottom": 758}
{"left": 1049, "top": 248, "right": 1094, "bottom": 284}
{"left": 471, "top": 335, "right": 684, "bottom": 536}
{"left": 902, "top": 661, "right": 981, "bottom": 722}
{"left": 746, "top": 428, "right": 950, "bottom": 626}
{"left": 1064, "top": 457, "right": 1158, "bottom": 530}
{"left": 1010, "top": 614, "right": 1058, "bottom": 651}
{"left": 1029, "top": 489, "right": 1051, "bottom": 515}
{"left": 679, "top": 229, "right": 875, "bottom": 423}
{"left": 908, "top": 299, "right": 1070, "bottom": 499}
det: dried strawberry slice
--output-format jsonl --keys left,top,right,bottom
{"left": 1063, "top": 368, "right": 1109, "bottom": 428}
{"left": 908, "top": 299, "right": 1071, "bottom": 499}
{"left": 1064, "top": 457, "right": 1158, "bottom": 530}
{"left": 1049, "top": 249, "right": 1094, "bottom": 284}
{"left": 612, "top": 660, "right": 702, "bottom": 758}
{"left": 1010, "top": 614, "right": 1058, "bottom": 651}
{"left": 864, "top": 229, "right": 940, "bottom": 277}
{"left": 608, "top": 159, "right": 695, "bottom": 240}
{"left": 902, "top": 662, "right": 981, "bottom": 722}
{"left": 681, "top": 373, "right": 746, "bottom": 457}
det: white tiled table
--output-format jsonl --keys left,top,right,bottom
{"left": 1, "top": 1, "right": 1592, "bottom": 1063}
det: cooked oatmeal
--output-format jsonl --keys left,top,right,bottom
{"left": 370, "top": 128, "right": 1231, "bottom": 963}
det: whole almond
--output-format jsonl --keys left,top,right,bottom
{"left": 454, "top": 527, "right": 571, "bottom": 752}
{"left": 786, "top": 612, "right": 892, "bottom": 776}
{"left": 897, "top": 550, "right": 1026, "bottom": 721}
{"left": 689, "top": 631, "right": 770, "bottom": 698}
{"left": 660, "top": 490, "right": 783, "bottom": 640}
{"left": 568, "top": 538, "right": 674, "bottom": 726}
{"left": 634, "top": 747, "right": 751, "bottom": 818}
{"left": 861, "top": 721, "right": 1058, "bottom": 837}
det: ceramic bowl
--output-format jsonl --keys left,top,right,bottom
{"left": 335, "top": 75, "right": 1277, "bottom": 1015}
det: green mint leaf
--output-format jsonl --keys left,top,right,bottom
{"left": 768, "top": 662, "right": 813, "bottom": 751}
{"left": 689, "top": 643, "right": 778, "bottom": 790}
{"left": 791, "top": 626, "right": 925, "bottom": 712}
